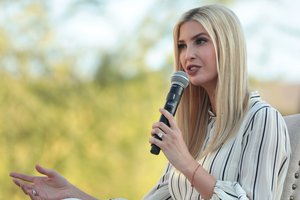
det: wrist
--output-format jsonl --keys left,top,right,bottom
{"left": 185, "top": 162, "right": 216, "bottom": 199}
{"left": 64, "top": 184, "right": 98, "bottom": 200}
{"left": 190, "top": 164, "right": 201, "bottom": 187}
{"left": 181, "top": 158, "right": 200, "bottom": 181}
{"left": 73, "top": 186, "right": 99, "bottom": 200}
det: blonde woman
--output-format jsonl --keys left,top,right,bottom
{"left": 9, "top": 4, "right": 290, "bottom": 200}
{"left": 146, "top": 4, "right": 290, "bottom": 200}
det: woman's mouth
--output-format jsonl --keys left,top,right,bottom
{"left": 186, "top": 64, "right": 201, "bottom": 75}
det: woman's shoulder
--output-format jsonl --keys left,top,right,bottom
{"left": 247, "top": 91, "right": 281, "bottom": 117}
{"left": 238, "top": 91, "right": 287, "bottom": 134}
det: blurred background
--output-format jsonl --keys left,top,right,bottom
{"left": 1, "top": 0, "right": 299, "bottom": 199}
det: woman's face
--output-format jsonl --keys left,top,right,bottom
{"left": 178, "top": 20, "right": 218, "bottom": 91}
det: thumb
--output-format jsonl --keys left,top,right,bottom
{"left": 35, "top": 164, "right": 56, "bottom": 178}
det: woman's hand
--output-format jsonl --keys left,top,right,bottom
{"left": 149, "top": 108, "right": 195, "bottom": 174}
{"left": 10, "top": 164, "right": 73, "bottom": 200}
{"left": 149, "top": 108, "right": 216, "bottom": 199}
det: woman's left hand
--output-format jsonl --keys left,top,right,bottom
{"left": 10, "top": 164, "right": 72, "bottom": 200}
{"left": 149, "top": 108, "right": 195, "bottom": 173}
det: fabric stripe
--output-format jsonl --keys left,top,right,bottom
{"left": 209, "top": 147, "right": 222, "bottom": 174}
{"left": 253, "top": 108, "right": 268, "bottom": 200}
{"left": 222, "top": 138, "right": 236, "bottom": 180}
{"left": 271, "top": 112, "right": 279, "bottom": 191}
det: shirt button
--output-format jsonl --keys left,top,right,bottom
{"left": 290, "top": 196, "right": 294, "bottom": 200}
{"left": 295, "top": 173, "right": 299, "bottom": 179}
{"left": 292, "top": 184, "right": 297, "bottom": 190}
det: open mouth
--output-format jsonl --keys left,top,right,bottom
{"left": 187, "top": 65, "right": 201, "bottom": 72}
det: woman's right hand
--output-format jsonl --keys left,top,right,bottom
{"left": 10, "top": 164, "right": 73, "bottom": 200}
{"left": 149, "top": 108, "right": 195, "bottom": 173}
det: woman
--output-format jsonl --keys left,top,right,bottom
{"left": 10, "top": 4, "right": 290, "bottom": 200}
{"left": 145, "top": 4, "right": 290, "bottom": 200}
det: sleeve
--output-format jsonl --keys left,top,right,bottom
{"left": 211, "top": 106, "right": 291, "bottom": 200}
{"left": 143, "top": 163, "right": 173, "bottom": 200}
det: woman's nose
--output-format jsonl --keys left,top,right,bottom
{"left": 185, "top": 45, "right": 196, "bottom": 60}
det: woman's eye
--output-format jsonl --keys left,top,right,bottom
{"left": 195, "top": 38, "right": 207, "bottom": 45}
{"left": 177, "top": 43, "right": 186, "bottom": 49}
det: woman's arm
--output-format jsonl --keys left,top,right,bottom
{"left": 210, "top": 106, "right": 290, "bottom": 199}
{"left": 234, "top": 107, "right": 290, "bottom": 199}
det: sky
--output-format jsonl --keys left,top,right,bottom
{"left": 233, "top": 0, "right": 300, "bottom": 83}
{"left": 49, "top": 0, "right": 300, "bottom": 83}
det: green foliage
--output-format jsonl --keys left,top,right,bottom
{"left": 0, "top": 1, "right": 239, "bottom": 199}
{"left": 0, "top": 71, "right": 169, "bottom": 199}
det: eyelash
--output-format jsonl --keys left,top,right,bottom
{"left": 195, "top": 37, "right": 207, "bottom": 45}
{"left": 178, "top": 43, "right": 186, "bottom": 49}
{"left": 177, "top": 37, "right": 208, "bottom": 50}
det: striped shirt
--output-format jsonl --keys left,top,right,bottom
{"left": 144, "top": 91, "right": 291, "bottom": 200}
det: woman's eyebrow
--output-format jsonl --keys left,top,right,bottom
{"left": 178, "top": 32, "right": 208, "bottom": 43}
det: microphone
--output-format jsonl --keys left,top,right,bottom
{"left": 150, "top": 71, "right": 189, "bottom": 155}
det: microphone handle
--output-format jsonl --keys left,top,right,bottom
{"left": 150, "top": 85, "right": 183, "bottom": 155}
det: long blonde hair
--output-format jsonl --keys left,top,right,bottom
{"left": 173, "top": 5, "right": 249, "bottom": 158}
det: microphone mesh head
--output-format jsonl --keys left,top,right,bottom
{"left": 171, "top": 71, "right": 189, "bottom": 88}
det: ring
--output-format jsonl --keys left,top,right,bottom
{"left": 32, "top": 189, "right": 38, "bottom": 196}
{"left": 157, "top": 132, "right": 164, "bottom": 139}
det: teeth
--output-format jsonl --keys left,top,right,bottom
{"left": 188, "top": 66, "right": 196, "bottom": 71}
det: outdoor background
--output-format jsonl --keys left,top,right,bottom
{"left": 1, "top": 0, "right": 299, "bottom": 199}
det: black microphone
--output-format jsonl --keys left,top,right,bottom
{"left": 150, "top": 71, "right": 189, "bottom": 155}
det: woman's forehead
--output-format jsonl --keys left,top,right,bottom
{"left": 178, "top": 20, "right": 209, "bottom": 40}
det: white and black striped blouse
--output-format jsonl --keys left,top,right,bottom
{"left": 143, "top": 91, "right": 291, "bottom": 200}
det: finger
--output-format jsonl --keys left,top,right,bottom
{"left": 35, "top": 164, "right": 56, "bottom": 178}
{"left": 13, "top": 179, "right": 36, "bottom": 197}
{"left": 156, "top": 131, "right": 165, "bottom": 139}
{"left": 12, "top": 178, "right": 22, "bottom": 187}
{"left": 152, "top": 122, "right": 161, "bottom": 129}
{"left": 35, "top": 195, "right": 43, "bottom": 200}
{"left": 20, "top": 182, "right": 33, "bottom": 195}
{"left": 28, "top": 187, "right": 39, "bottom": 200}
{"left": 151, "top": 127, "right": 162, "bottom": 136}
{"left": 27, "top": 189, "right": 35, "bottom": 200}
{"left": 152, "top": 117, "right": 173, "bottom": 132}
{"left": 10, "top": 172, "right": 35, "bottom": 182}
{"left": 155, "top": 121, "right": 171, "bottom": 135}
{"left": 149, "top": 137, "right": 163, "bottom": 148}
{"left": 21, "top": 184, "right": 29, "bottom": 195}
{"left": 28, "top": 189, "right": 40, "bottom": 200}
{"left": 159, "top": 108, "right": 177, "bottom": 127}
